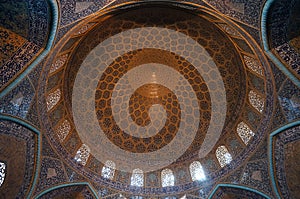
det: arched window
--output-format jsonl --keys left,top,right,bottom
{"left": 46, "top": 88, "right": 61, "bottom": 111}
{"left": 161, "top": 169, "right": 175, "bottom": 187}
{"left": 74, "top": 144, "right": 90, "bottom": 166}
{"left": 249, "top": 90, "right": 264, "bottom": 113}
{"left": 50, "top": 54, "right": 68, "bottom": 73}
{"left": 101, "top": 160, "right": 116, "bottom": 180}
{"left": 216, "top": 146, "right": 232, "bottom": 168}
{"left": 243, "top": 55, "right": 263, "bottom": 76}
{"left": 56, "top": 119, "right": 71, "bottom": 142}
{"left": 189, "top": 161, "right": 206, "bottom": 181}
{"left": 130, "top": 168, "right": 144, "bottom": 187}
{"left": 237, "top": 122, "right": 255, "bottom": 145}
{"left": 0, "top": 162, "right": 6, "bottom": 187}
{"left": 218, "top": 23, "right": 240, "bottom": 37}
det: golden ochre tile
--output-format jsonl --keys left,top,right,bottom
{"left": 0, "top": 26, "right": 26, "bottom": 65}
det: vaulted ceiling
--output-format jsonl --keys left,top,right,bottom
{"left": 0, "top": 0, "right": 299, "bottom": 198}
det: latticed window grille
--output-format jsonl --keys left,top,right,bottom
{"left": 101, "top": 160, "right": 116, "bottom": 180}
{"left": 237, "top": 122, "right": 255, "bottom": 145}
{"left": 216, "top": 145, "right": 232, "bottom": 168}
{"left": 74, "top": 144, "right": 90, "bottom": 166}
{"left": 161, "top": 169, "right": 175, "bottom": 187}
{"left": 189, "top": 161, "right": 206, "bottom": 181}
{"left": 130, "top": 168, "right": 144, "bottom": 187}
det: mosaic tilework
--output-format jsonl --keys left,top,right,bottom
{"left": 201, "top": 0, "right": 262, "bottom": 28}
{"left": 0, "top": 27, "right": 26, "bottom": 66}
{"left": 288, "top": 0, "right": 300, "bottom": 47}
{"left": 274, "top": 125, "right": 300, "bottom": 199}
{"left": 0, "top": 77, "right": 34, "bottom": 119}
{"left": 268, "top": 0, "right": 295, "bottom": 48}
{"left": 173, "top": 164, "right": 190, "bottom": 185}
{"left": 240, "top": 159, "right": 274, "bottom": 197}
{"left": 0, "top": 41, "right": 40, "bottom": 89}
{"left": 64, "top": 163, "right": 87, "bottom": 182}
{"left": 249, "top": 137, "right": 268, "bottom": 162}
{"left": 267, "top": 0, "right": 300, "bottom": 78}
{"left": 222, "top": 164, "right": 245, "bottom": 184}
{"left": 0, "top": 0, "right": 51, "bottom": 47}
{"left": 25, "top": 95, "right": 41, "bottom": 128}
{"left": 93, "top": 183, "right": 119, "bottom": 198}
{"left": 86, "top": 155, "right": 104, "bottom": 175}
{"left": 37, "top": 184, "right": 96, "bottom": 199}
{"left": 0, "top": 1, "right": 29, "bottom": 38}
{"left": 278, "top": 79, "right": 300, "bottom": 122}
{"left": 234, "top": 20, "right": 260, "bottom": 44}
{"left": 41, "top": 134, "right": 60, "bottom": 159}
{"left": 0, "top": 120, "right": 37, "bottom": 198}
{"left": 61, "top": 5, "right": 254, "bottom": 169}
{"left": 34, "top": 157, "right": 67, "bottom": 194}
{"left": 268, "top": 60, "right": 286, "bottom": 92}
{"left": 27, "top": 0, "right": 50, "bottom": 47}
{"left": 248, "top": 72, "right": 265, "bottom": 95}
{"left": 270, "top": 100, "right": 287, "bottom": 132}
{"left": 187, "top": 184, "right": 215, "bottom": 199}
{"left": 60, "top": 0, "right": 116, "bottom": 26}
{"left": 275, "top": 43, "right": 300, "bottom": 77}
{"left": 145, "top": 171, "right": 160, "bottom": 188}
{"left": 211, "top": 186, "right": 267, "bottom": 199}
{"left": 28, "top": 59, "right": 44, "bottom": 90}
{"left": 54, "top": 20, "right": 81, "bottom": 44}
{"left": 37, "top": 2, "right": 275, "bottom": 196}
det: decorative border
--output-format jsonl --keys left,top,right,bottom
{"left": 0, "top": 114, "right": 41, "bottom": 199}
{"left": 261, "top": 0, "right": 300, "bottom": 87}
{"left": 34, "top": 182, "right": 99, "bottom": 199}
{"left": 268, "top": 121, "right": 300, "bottom": 199}
{"left": 0, "top": 0, "right": 59, "bottom": 98}
{"left": 208, "top": 183, "right": 271, "bottom": 199}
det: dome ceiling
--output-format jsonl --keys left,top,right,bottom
{"left": 37, "top": 2, "right": 274, "bottom": 196}
{"left": 1, "top": 0, "right": 300, "bottom": 198}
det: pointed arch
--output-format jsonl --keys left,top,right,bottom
{"left": 101, "top": 160, "right": 116, "bottom": 180}
{"left": 189, "top": 161, "right": 206, "bottom": 181}
{"left": 161, "top": 169, "right": 175, "bottom": 187}
{"left": 130, "top": 168, "right": 144, "bottom": 187}
{"left": 216, "top": 146, "right": 232, "bottom": 168}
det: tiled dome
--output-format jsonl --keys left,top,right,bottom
{"left": 38, "top": 2, "right": 273, "bottom": 196}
